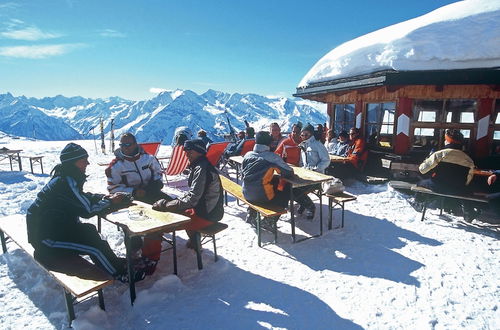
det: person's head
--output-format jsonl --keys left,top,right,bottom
{"left": 300, "top": 124, "right": 315, "bottom": 141}
{"left": 270, "top": 123, "right": 281, "bottom": 139}
{"left": 338, "top": 131, "right": 349, "bottom": 142}
{"left": 255, "top": 131, "right": 272, "bottom": 147}
{"left": 246, "top": 127, "right": 255, "bottom": 138}
{"left": 183, "top": 139, "right": 207, "bottom": 163}
{"left": 349, "top": 127, "right": 360, "bottom": 140}
{"left": 237, "top": 130, "right": 245, "bottom": 140}
{"left": 197, "top": 129, "right": 207, "bottom": 137}
{"left": 444, "top": 129, "right": 464, "bottom": 147}
{"left": 60, "top": 143, "right": 90, "bottom": 174}
{"left": 327, "top": 129, "right": 335, "bottom": 141}
{"left": 291, "top": 124, "right": 302, "bottom": 141}
{"left": 120, "top": 133, "right": 139, "bottom": 156}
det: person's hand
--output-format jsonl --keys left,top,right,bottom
{"left": 152, "top": 199, "right": 167, "bottom": 211}
{"left": 487, "top": 174, "right": 497, "bottom": 186}
{"left": 134, "top": 189, "right": 146, "bottom": 198}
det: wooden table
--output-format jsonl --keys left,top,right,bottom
{"left": 100, "top": 201, "right": 190, "bottom": 305}
{"left": 228, "top": 155, "right": 244, "bottom": 183}
{"left": 0, "top": 149, "right": 23, "bottom": 171}
{"left": 283, "top": 165, "right": 333, "bottom": 243}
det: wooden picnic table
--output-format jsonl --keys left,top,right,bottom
{"left": 282, "top": 165, "right": 333, "bottom": 243}
{"left": 100, "top": 201, "right": 190, "bottom": 305}
{"left": 0, "top": 149, "right": 23, "bottom": 171}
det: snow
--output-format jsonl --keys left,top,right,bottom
{"left": 298, "top": 0, "right": 500, "bottom": 88}
{"left": 1, "top": 137, "right": 498, "bottom": 329}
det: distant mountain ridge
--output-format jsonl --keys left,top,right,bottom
{"left": 0, "top": 90, "right": 327, "bottom": 144}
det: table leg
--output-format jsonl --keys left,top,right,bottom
{"left": 17, "top": 153, "right": 22, "bottom": 171}
{"left": 319, "top": 189, "right": 323, "bottom": 236}
{"left": 290, "top": 187, "right": 296, "bottom": 243}
{"left": 341, "top": 202, "right": 345, "bottom": 228}
{"left": 124, "top": 232, "right": 136, "bottom": 305}
{"left": 172, "top": 231, "right": 177, "bottom": 275}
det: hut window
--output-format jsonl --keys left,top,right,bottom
{"left": 365, "top": 102, "right": 395, "bottom": 149}
{"left": 333, "top": 104, "right": 355, "bottom": 134}
{"left": 413, "top": 100, "right": 442, "bottom": 122}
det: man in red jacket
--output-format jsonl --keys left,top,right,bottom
{"left": 274, "top": 123, "right": 302, "bottom": 166}
{"left": 346, "top": 128, "right": 367, "bottom": 169}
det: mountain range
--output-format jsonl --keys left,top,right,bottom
{"left": 0, "top": 90, "right": 327, "bottom": 144}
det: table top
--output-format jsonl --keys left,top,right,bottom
{"left": 228, "top": 155, "right": 244, "bottom": 165}
{"left": 104, "top": 201, "right": 190, "bottom": 236}
{"left": 284, "top": 165, "right": 333, "bottom": 188}
{"left": 0, "top": 149, "right": 22, "bottom": 155}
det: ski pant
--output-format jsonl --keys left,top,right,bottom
{"left": 33, "top": 222, "right": 124, "bottom": 276}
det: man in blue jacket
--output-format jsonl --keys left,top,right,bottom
{"left": 26, "top": 143, "right": 142, "bottom": 282}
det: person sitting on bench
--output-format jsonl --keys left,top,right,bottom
{"left": 153, "top": 139, "right": 224, "bottom": 248}
{"left": 418, "top": 129, "right": 478, "bottom": 221}
{"left": 26, "top": 143, "right": 143, "bottom": 282}
{"left": 241, "top": 131, "right": 294, "bottom": 227}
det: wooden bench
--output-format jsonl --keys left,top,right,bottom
{"left": 22, "top": 155, "right": 44, "bottom": 174}
{"left": 219, "top": 174, "right": 287, "bottom": 247}
{"left": 410, "top": 186, "right": 489, "bottom": 221}
{"left": 325, "top": 191, "right": 357, "bottom": 230}
{"left": 0, "top": 214, "right": 113, "bottom": 326}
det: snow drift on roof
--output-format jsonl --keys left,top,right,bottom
{"left": 298, "top": 0, "right": 500, "bottom": 88}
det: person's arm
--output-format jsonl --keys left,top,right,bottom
{"left": 105, "top": 161, "right": 134, "bottom": 194}
{"left": 64, "top": 177, "right": 112, "bottom": 218}
{"left": 266, "top": 153, "right": 294, "bottom": 178}
{"left": 418, "top": 150, "right": 443, "bottom": 174}
{"left": 314, "top": 142, "right": 331, "bottom": 172}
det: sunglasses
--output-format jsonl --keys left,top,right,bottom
{"left": 119, "top": 143, "right": 134, "bottom": 147}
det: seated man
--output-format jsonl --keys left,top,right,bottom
{"left": 418, "top": 129, "right": 478, "bottom": 221}
{"left": 327, "top": 128, "right": 366, "bottom": 178}
{"left": 106, "top": 132, "right": 169, "bottom": 204}
{"left": 26, "top": 143, "right": 143, "bottom": 282}
{"left": 242, "top": 131, "right": 294, "bottom": 226}
{"left": 296, "top": 124, "right": 331, "bottom": 219}
{"left": 330, "top": 131, "right": 350, "bottom": 156}
{"left": 153, "top": 139, "right": 224, "bottom": 248}
{"left": 275, "top": 123, "right": 302, "bottom": 166}
{"left": 223, "top": 127, "right": 256, "bottom": 158}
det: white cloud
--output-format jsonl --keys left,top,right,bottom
{"left": 0, "top": 43, "right": 85, "bottom": 59}
{"left": 149, "top": 87, "right": 168, "bottom": 94}
{"left": 99, "top": 29, "right": 126, "bottom": 38}
{"left": 1, "top": 26, "right": 61, "bottom": 40}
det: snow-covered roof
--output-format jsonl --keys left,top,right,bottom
{"left": 297, "top": 0, "right": 500, "bottom": 92}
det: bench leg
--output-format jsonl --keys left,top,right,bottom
{"left": 0, "top": 230, "right": 7, "bottom": 253}
{"left": 97, "top": 289, "right": 105, "bottom": 310}
{"left": 194, "top": 232, "right": 203, "bottom": 270}
{"left": 420, "top": 198, "right": 428, "bottom": 222}
{"left": 328, "top": 198, "right": 333, "bottom": 230}
{"left": 211, "top": 234, "right": 218, "bottom": 262}
{"left": 257, "top": 213, "right": 262, "bottom": 248}
{"left": 64, "top": 290, "right": 76, "bottom": 326}
{"left": 40, "top": 159, "right": 44, "bottom": 174}
{"left": 30, "top": 158, "right": 34, "bottom": 174}
{"left": 172, "top": 231, "right": 178, "bottom": 275}
{"left": 319, "top": 191, "right": 323, "bottom": 236}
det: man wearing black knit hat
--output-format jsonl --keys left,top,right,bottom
{"left": 153, "top": 139, "right": 224, "bottom": 248}
{"left": 26, "top": 143, "right": 144, "bottom": 282}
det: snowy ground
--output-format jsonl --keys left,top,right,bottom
{"left": 0, "top": 137, "right": 498, "bottom": 329}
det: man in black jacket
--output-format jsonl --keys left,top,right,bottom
{"left": 26, "top": 143, "right": 140, "bottom": 281}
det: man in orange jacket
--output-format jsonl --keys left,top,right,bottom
{"left": 346, "top": 128, "right": 367, "bottom": 169}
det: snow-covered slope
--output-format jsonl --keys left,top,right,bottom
{"left": 298, "top": 0, "right": 500, "bottom": 88}
{"left": 0, "top": 90, "right": 326, "bottom": 143}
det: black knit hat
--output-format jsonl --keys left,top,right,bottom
{"left": 301, "top": 123, "right": 314, "bottom": 134}
{"left": 183, "top": 139, "right": 207, "bottom": 154}
{"left": 255, "top": 131, "right": 272, "bottom": 146}
{"left": 60, "top": 143, "right": 89, "bottom": 164}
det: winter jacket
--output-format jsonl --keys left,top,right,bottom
{"left": 299, "top": 136, "right": 331, "bottom": 173}
{"left": 346, "top": 137, "right": 367, "bottom": 168}
{"left": 419, "top": 148, "right": 475, "bottom": 189}
{"left": 26, "top": 175, "right": 111, "bottom": 245}
{"left": 330, "top": 141, "right": 350, "bottom": 157}
{"left": 106, "top": 146, "right": 164, "bottom": 195}
{"left": 165, "top": 156, "right": 224, "bottom": 221}
{"left": 242, "top": 144, "right": 293, "bottom": 203}
{"left": 275, "top": 134, "right": 301, "bottom": 166}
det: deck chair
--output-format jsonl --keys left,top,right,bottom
{"left": 206, "top": 141, "right": 230, "bottom": 167}
{"left": 163, "top": 145, "right": 189, "bottom": 183}
{"left": 138, "top": 141, "right": 161, "bottom": 156}
{"left": 240, "top": 139, "right": 256, "bottom": 156}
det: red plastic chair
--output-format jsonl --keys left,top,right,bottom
{"left": 240, "top": 140, "right": 256, "bottom": 156}
{"left": 138, "top": 142, "right": 161, "bottom": 156}
{"left": 164, "top": 145, "right": 189, "bottom": 177}
{"left": 206, "top": 141, "right": 230, "bottom": 166}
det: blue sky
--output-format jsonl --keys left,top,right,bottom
{"left": 0, "top": 0, "right": 458, "bottom": 100}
